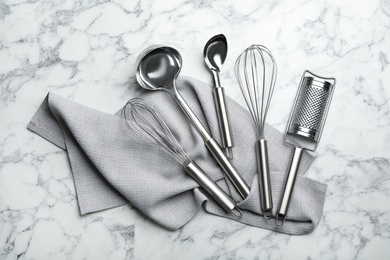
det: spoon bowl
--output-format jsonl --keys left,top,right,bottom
{"left": 203, "top": 34, "right": 228, "bottom": 72}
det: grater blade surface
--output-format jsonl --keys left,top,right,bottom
{"left": 285, "top": 71, "right": 336, "bottom": 151}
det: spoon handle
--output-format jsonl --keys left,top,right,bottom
{"left": 172, "top": 90, "right": 250, "bottom": 198}
{"left": 212, "top": 70, "right": 235, "bottom": 159}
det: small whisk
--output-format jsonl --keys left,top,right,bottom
{"left": 122, "top": 98, "right": 242, "bottom": 217}
{"left": 235, "top": 45, "right": 277, "bottom": 219}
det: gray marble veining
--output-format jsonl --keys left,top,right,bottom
{"left": 0, "top": 0, "right": 389, "bottom": 259}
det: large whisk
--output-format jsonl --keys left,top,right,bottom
{"left": 122, "top": 98, "right": 242, "bottom": 217}
{"left": 235, "top": 45, "right": 277, "bottom": 219}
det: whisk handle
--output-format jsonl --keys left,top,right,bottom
{"left": 205, "top": 138, "right": 250, "bottom": 198}
{"left": 213, "top": 87, "right": 234, "bottom": 158}
{"left": 256, "top": 139, "right": 273, "bottom": 219}
{"left": 185, "top": 162, "right": 241, "bottom": 217}
{"left": 276, "top": 146, "right": 303, "bottom": 226}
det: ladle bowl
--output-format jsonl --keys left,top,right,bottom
{"left": 136, "top": 46, "right": 182, "bottom": 91}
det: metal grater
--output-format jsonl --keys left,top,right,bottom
{"left": 276, "top": 70, "right": 336, "bottom": 226}
{"left": 285, "top": 71, "right": 335, "bottom": 151}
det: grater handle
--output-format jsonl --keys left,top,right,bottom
{"left": 276, "top": 147, "right": 303, "bottom": 226}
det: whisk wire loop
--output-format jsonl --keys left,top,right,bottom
{"left": 235, "top": 44, "right": 277, "bottom": 219}
{"left": 122, "top": 98, "right": 191, "bottom": 166}
{"left": 235, "top": 45, "right": 277, "bottom": 140}
{"left": 121, "top": 98, "right": 242, "bottom": 216}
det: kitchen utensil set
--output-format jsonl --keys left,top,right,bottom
{"left": 131, "top": 34, "right": 336, "bottom": 225}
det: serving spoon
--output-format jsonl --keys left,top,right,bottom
{"left": 135, "top": 45, "right": 250, "bottom": 199}
{"left": 204, "top": 34, "right": 234, "bottom": 159}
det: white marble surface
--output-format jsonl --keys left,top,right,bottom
{"left": 1, "top": 0, "right": 389, "bottom": 259}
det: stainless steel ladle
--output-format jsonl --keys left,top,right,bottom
{"left": 136, "top": 45, "right": 250, "bottom": 199}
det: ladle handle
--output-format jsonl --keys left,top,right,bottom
{"left": 205, "top": 138, "right": 250, "bottom": 198}
{"left": 172, "top": 90, "right": 250, "bottom": 198}
{"left": 173, "top": 91, "right": 212, "bottom": 141}
{"left": 185, "top": 161, "right": 241, "bottom": 217}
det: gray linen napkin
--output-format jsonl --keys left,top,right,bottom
{"left": 28, "top": 76, "right": 327, "bottom": 235}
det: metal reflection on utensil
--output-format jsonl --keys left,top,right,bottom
{"left": 275, "top": 70, "right": 336, "bottom": 226}
{"left": 135, "top": 45, "right": 250, "bottom": 199}
{"left": 235, "top": 45, "right": 277, "bottom": 220}
{"left": 122, "top": 98, "right": 242, "bottom": 217}
{"left": 204, "top": 34, "right": 235, "bottom": 159}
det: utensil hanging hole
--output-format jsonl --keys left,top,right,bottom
{"left": 263, "top": 210, "right": 273, "bottom": 220}
{"left": 226, "top": 147, "right": 234, "bottom": 160}
{"left": 275, "top": 213, "right": 285, "bottom": 226}
{"left": 231, "top": 207, "right": 242, "bottom": 218}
